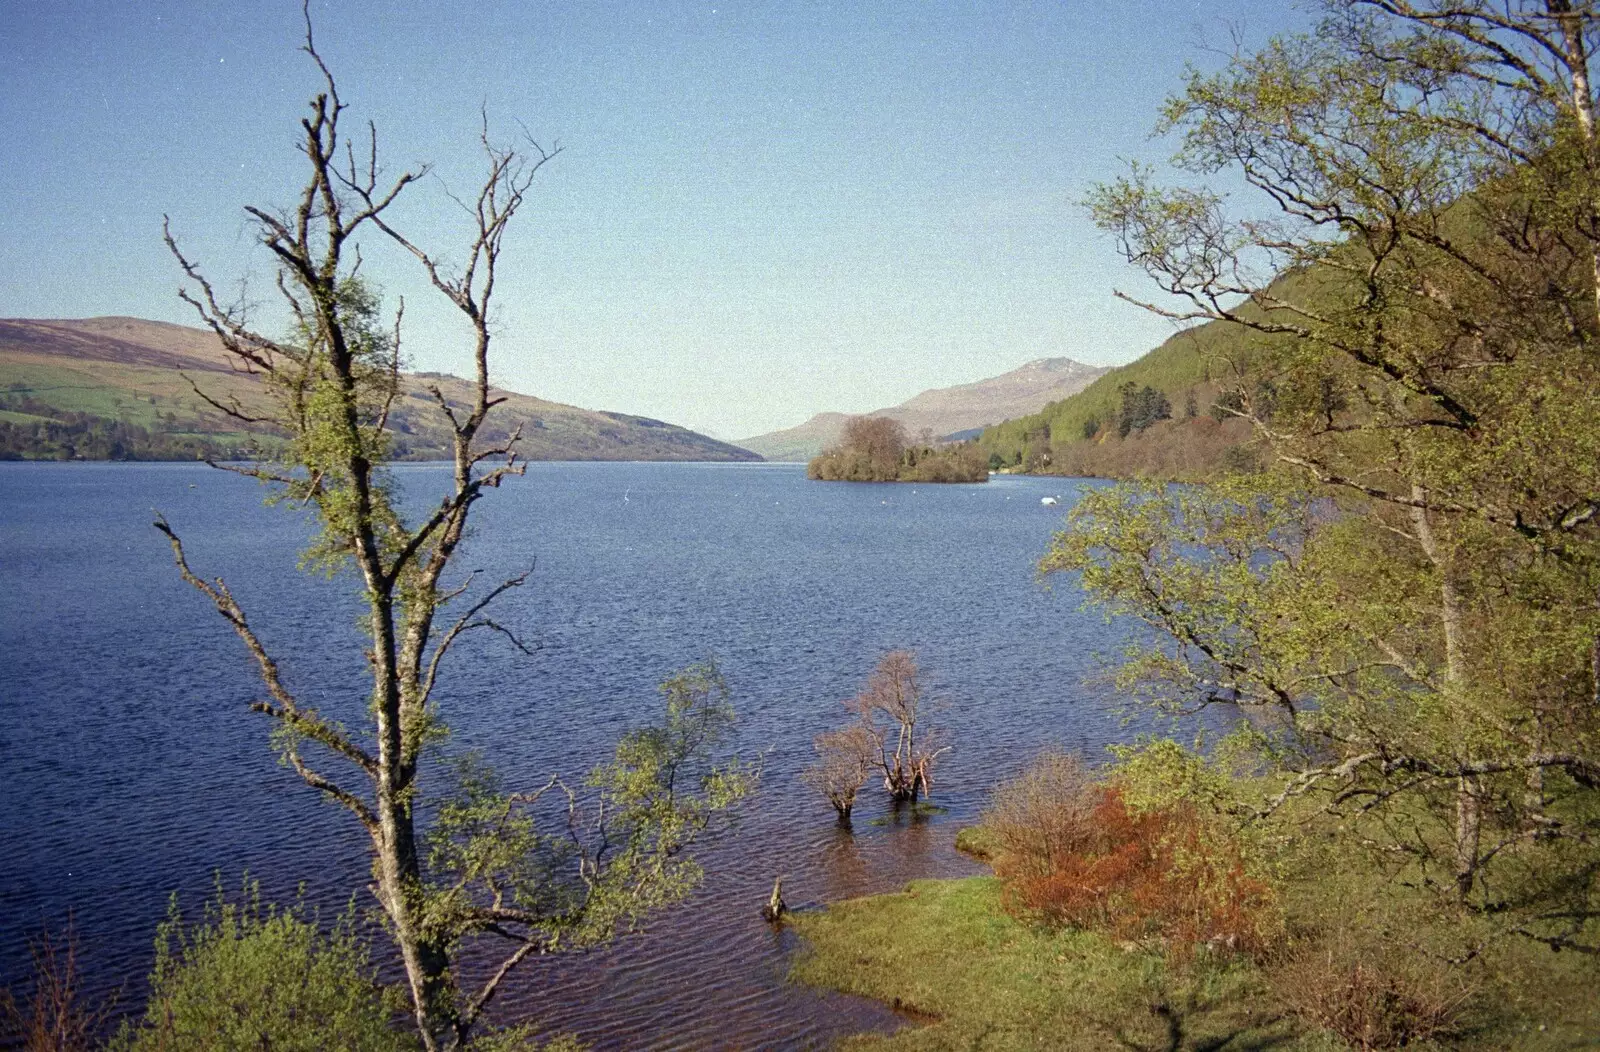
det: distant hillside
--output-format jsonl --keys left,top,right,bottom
{"left": 0, "top": 317, "right": 761, "bottom": 462}
{"left": 739, "top": 412, "right": 852, "bottom": 463}
{"left": 739, "top": 357, "right": 1109, "bottom": 461}
{"left": 976, "top": 281, "right": 1317, "bottom": 478}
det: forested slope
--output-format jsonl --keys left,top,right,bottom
{"left": 978, "top": 272, "right": 1329, "bottom": 478}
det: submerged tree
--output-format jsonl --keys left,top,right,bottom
{"left": 853, "top": 651, "right": 947, "bottom": 803}
{"left": 802, "top": 723, "right": 875, "bottom": 822}
{"left": 806, "top": 651, "right": 950, "bottom": 810}
{"left": 864, "top": 652, "right": 947, "bottom": 799}
{"left": 1059, "top": 0, "right": 1600, "bottom": 952}
{"left": 156, "top": 15, "right": 751, "bottom": 1049}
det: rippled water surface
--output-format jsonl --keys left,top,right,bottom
{"left": 0, "top": 461, "right": 1138, "bottom": 1049}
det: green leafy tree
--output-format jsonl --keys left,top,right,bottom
{"left": 154, "top": 16, "right": 753, "bottom": 1049}
{"left": 1114, "top": 383, "right": 1172, "bottom": 438}
{"left": 424, "top": 663, "right": 751, "bottom": 956}
{"left": 1057, "top": 0, "right": 1600, "bottom": 952}
{"left": 1023, "top": 427, "right": 1054, "bottom": 472}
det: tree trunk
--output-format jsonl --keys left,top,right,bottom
{"left": 1549, "top": 0, "right": 1600, "bottom": 325}
{"left": 377, "top": 819, "right": 456, "bottom": 1050}
{"left": 1412, "top": 486, "right": 1481, "bottom": 898}
{"left": 1453, "top": 775, "right": 1483, "bottom": 899}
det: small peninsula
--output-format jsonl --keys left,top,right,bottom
{"left": 806, "top": 416, "right": 988, "bottom": 483}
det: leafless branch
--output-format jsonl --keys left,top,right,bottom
{"left": 376, "top": 297, "right": 404, "bottom": 432}
{"left": 420, "top": 569, "right": 535, "bottom": 706}
{"left": 153, "top": 514, "right": 379, "bottom": 831}
{"left": 178, "top": 371, "right": 272, "bottom": 425}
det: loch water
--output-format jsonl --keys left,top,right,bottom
{"left": 0, "top": 461, "right": 1140, "bottom": 1049}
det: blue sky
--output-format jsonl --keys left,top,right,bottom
{"left": 1, "top": 2, "right": 1309, "bottom": 438}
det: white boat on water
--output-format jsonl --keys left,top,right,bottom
{"left": 1040, "top": 496, "right": 1059, "bottom": 506}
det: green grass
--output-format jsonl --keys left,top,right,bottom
{"left": 789, "top": 877, "right": 1308, "bottom": 1051}
{"left": 0, "top": 356, "right": 265, "bottom": 430}
{"left": 789, "top": 833, "right": 1600, "bottom": 1050}
{"left": 0, "top": 408, "right": 56, "bottom": 424}
{"left": 952, "top": 824, "right": 1000, "bottom": 861}
{"left": 1263, "top": 822, "right": 1600, "bottom": 1051}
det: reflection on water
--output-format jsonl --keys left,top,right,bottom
{"left": 816, "top": 825, "right": 870, "bottom": 904}
{"left": 0, "top": 462, "right": 1136, "bottom": 1050}
{"left": 875, "top": 808, "right": 942, "bottom": 871}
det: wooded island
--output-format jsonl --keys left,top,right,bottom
{"left": 806, "top": 416, "right": 987, "bottom": 483}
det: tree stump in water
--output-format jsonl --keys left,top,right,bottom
{"left": 760, "top": 876, "right": 786, "bottom": 923}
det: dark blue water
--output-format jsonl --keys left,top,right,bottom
{"left": 0, "top": 461, "right": 1134, "bottom": 1049}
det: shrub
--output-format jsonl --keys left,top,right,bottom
{"left": 1, "top": 922, "right": 115, "bottom": 1052}
{"left": 981, "top": 750, "right": 1099, "bottom": 877}
{"left": 1266, "top": 929, "right": 1477, "bottom": 1049}
{"left": 988, "top": 755, "right": 1274, "bottom": 958}
{"left": 112, "top": 881, "right": 414, "bottom": 1052}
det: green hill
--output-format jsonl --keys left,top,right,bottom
{"left": 0, "top": 317, "right": 761, "bottom": 463}
{"left": 976, "top": 272, "right": 1328, "bottom": 479}
{"left": 976, "top": 318, "right": 1258, "bottom": 478}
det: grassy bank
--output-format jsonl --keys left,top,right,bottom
{"left": 789, "top": 876, "right": 1301, "bottom": 1051}
{"left": 788, "top": 867, "right": 1598, "bottom": 1051}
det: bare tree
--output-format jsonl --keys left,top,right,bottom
{"left": 0, "top": 923, "right": 114, "bottom": 1052}
{"left": 853, "top": 651, "right": 948, "bottom": 803}
{"left": 808, "top": 416, "right": 909, "bottom": 481}
{"left": 842, "top": 416, "right": 908, "bottom": 472}
{"left": 802, "top": 723, "right": 875, "bottom": 821}
{"left": 156, "top": 12, "right": 750, "bottom": 1049}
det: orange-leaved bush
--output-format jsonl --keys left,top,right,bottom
{"left": 994, "top": 781, "right": 1273, "bottom": 958}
